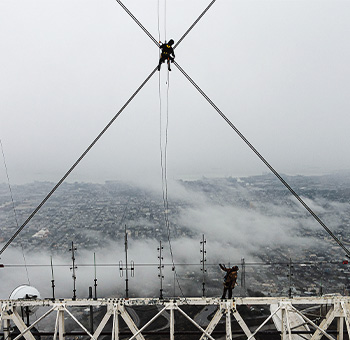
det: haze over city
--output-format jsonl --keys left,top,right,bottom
{"left": 1, "top": 0, "right": 350, "bottom": 186}
{"left": 1, "top": 0, "right": 350, "bottom": 301}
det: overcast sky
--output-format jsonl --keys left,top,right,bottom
{"left": 1, "top": 0, "right": 350, "bottom": 185}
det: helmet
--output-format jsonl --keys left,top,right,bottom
{"left": 168, "top": 39, "right": 174, "bottom": 45}
{"left": 232, "top": 266, "right": 239, "bottom": 271}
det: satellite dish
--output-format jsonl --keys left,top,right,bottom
{"left": 9, "top": 285, "right": 41, "bottom": 314}
{"left": 9, "top": 285, "right": 41, "bottom": 300}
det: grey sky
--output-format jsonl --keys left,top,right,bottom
{"left": 1, "top": 0, "right": 350, "bottom": 185}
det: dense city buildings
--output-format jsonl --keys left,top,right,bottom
{"left": 1, "top": 172, "right": 350, "bottom": 298}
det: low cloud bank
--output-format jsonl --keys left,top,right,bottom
{"left": 0, "top": 177, "right": 345, "bottom": 299}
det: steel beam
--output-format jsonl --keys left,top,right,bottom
{"left": 288, "top": 304, "right": 334, "bottom": 340}
{"left": 93, "top": 308, "right": 112, "bottom": 339}
{"left": 176, "top": 306, "right": 216, "bottom": 340}
{"left": 128, "top": 305, "right": 167, "bottom": 340}
{"left": 200, "top": 308, "right": 223, "bottom": 340}
{"left": 232, "top": 308, "right": 256, "bottom": 340}
{"left": 119, "top": 305, "right": 145, "bottom": 340}
{"left": 112, "top": 310, "right": 119, "bottom": 340}
{"left": 3, "top": 319, "right": 11, "bottom": 340}
{"left": 341, "top": 302, "right": 350, "bottom": 339}
{"left": 337, "top": 317, "right": 344, "bottom": 340}
{"left": 170, "top": 306, "right": 174, "bottom": 340}
{"left": 225, "top": 306, "right": 232, "bottom": 340}
{"left": 1, "top": 296, "right": 350, "bottom": 340}
{"left": 64, "top": 307, "right": 96, "bottom": 340}
{"left": 58, "top": 309, "right": 65, "bottom": 340}
{"left": 11, "top": 309, "right": 36, "bottom": 340}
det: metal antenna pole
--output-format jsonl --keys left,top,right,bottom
{"left": 50, "top": 256, "right": 55, "bottom": 300}
{"left": 69, "top": 241, "right": 77, "bottom": 300}
{"left": 125, "top": 225, "right": 129, "bottom": 298}
{"left": 287, "top": 257, "right": 293, "bottom": 298}
{"left": 241, "top": 258, "right": 246, "bottom": 294}
{"left": 158, "top": 241, "right": 164, "bottom": 299}
{"left": 89, "top": 286, "right": 93, "bottom": 333}
{"left": 200, "top": 234, "right": 207, "bottom": 297}
{"left": 119, "top": 226, "right": 134, "bottom": 299}
{"left": 172, "top": 266, "right": 176, "bottom": 297}
{"left": 93, "top": 252, "right": 97, "bottom": 300}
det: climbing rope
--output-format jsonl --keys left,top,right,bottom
{"left": 173, "top": 60, "right": 350, "bottom": 258}
{"left": 157, "top": 2, "right": 187, "bottom": 297}
{"left": 115, "top": 0, "right": 350, "bottom": 259}
{"left": 117, "top": 0, "right": 216, "bottom": 51}
{"left": 0, "top": 67, "right": 158, "bottom": 256}
{"left": 163, "top": 71, "right": 187, "bottom": 298}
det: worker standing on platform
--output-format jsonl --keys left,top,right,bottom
{"left": 219, "top": 264, "right": 239, "bottom": 299}
{"left": 158, "top": 39, "right": 175, "bottom": 71}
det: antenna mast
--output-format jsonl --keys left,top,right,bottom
{"left": 241, "top": 257, "right": 246, "bottom": 295}
{"left": 50, "top": 256, "right": 55, "bottom": 300}
{"left": 119, "top": 226, "right": 134, "bottom": 298}
{"left": 158, "top": 241, "right": 164, "bottom": 299}
{"left": 125, "top": 226, "right": 129, "bottom": 298}
{"left": 200, "top": 234, "right": 207, "bottom": 297}
{"left": 69, "top": 241, "right": 77, "bottom": 300}
{"left": 94, "top": 252, "right": 97, "bottom": 300}
{"left": 287, "top": 257, "right": 293, "bottom": 298}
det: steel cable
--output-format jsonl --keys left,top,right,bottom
{"left": 173, "top": 61, "right": 350, "bottom": 258}
{"left": 0, "top": 67, "right": 158, "bottom": 256}
{"left": 174, "top": 0, "right": 217, "bottom": 50}
{"left": 116, "top": 0, "right": 159, "bottom": 47}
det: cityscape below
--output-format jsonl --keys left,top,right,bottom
{"left": 1, "top": 172, "right": 350, "bottom": 300}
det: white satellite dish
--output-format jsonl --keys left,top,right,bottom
{"left": 9, "top": 285, "right": 41, "bottom": 314}
{"left": 9, "top": 285, "right": 41, "bottom": 300}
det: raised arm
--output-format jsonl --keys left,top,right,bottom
{"left": 219, "top": 264, "right": 228, "bottom": 272}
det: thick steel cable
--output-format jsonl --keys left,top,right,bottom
{"left": 116, "top": 0, "right": 159, "bottom": 47}
{"left": 0, "top": 67, "right": 158, "bottom": 256}
{"left": 173, "top": 61, "right": 350, "bottom": 258}
{"left": 174, "top": 0, "right": 217, "bottom": 50}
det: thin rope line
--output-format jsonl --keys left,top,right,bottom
{"left": 0, "top": 67, "right": 158, "bottom": 256}
{"left": 164, "top": 0, "right": 167, "bottom": 42}
{"left": 0, "top": 139, "right": 31, "bottom": 284}
{"left": 164, "top": 71, "right": 186, "bottom": 299}
{"left": 157, "top": 0, "right": 161, "bottom": 43}
{"left": 173, "top": 61, "right": 350, "bottom": 258}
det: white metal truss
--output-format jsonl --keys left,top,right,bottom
{"left": 1, "top": 296, "right": 350, "bottom": 339}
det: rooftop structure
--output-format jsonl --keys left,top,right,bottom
{"left": 1, "top": 295, "right": 350, "bottom": 339}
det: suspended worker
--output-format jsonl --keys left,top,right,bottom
{"left": 219, "top": 264, "right": 239, "bottom": 299}
{"left": 158, "top": 39, "right": 175, "bottom": 71}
